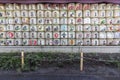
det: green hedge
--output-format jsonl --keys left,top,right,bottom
{"left": 0, "top": 52, "right": 120, "bottom": 72}
{"left": 0, "top": 52, "right": 77, "bottom": 71}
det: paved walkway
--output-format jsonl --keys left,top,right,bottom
{"left": 0, "top": 75, "right": 103, "bottom": 80}
{"left": 0, "top": 74, "right": 119, "bottom": 80}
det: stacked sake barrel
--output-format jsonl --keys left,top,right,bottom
{"left": 0, "top": 3, "right": 120, "bottom": 46}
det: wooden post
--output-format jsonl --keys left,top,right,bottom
{"left": 21, "top": 50, "right": 24, "bottom": 69}
{"left": 80, "top": 51, "right": 83, "bottom": 71}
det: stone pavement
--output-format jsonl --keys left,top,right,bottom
{"left": 0, "top": 73, "right": 119, "bottom": 80}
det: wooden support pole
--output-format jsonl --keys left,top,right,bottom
{"left": 80, "top": 51, "right": 84, "bottom": 71}
{"left": 21, "top": 50, "right": 24, "bottom": 69}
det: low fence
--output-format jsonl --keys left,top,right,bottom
{"left": 0, "top": 46, "right": 120, "bottom": 53}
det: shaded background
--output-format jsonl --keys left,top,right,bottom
{"left": 0, "top": 0, "right": 120, "bottom": 4}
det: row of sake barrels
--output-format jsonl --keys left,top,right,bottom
{"left": 0, "top": 25, "right": 120, "bottom": 31}
{"left": 1, "top": 10, "right": 120, "bottom": 18}
{"left": 0, "top": 39, "right": 120, "bottom": 46}
{"left": 0, "top": 3, "right": 120, "bottom": 10}
{"left": 0, "top": 31, "right": 120, "bottom": 39}
{"left": 1, "top": 18, "right": 120, "bottom": 25}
